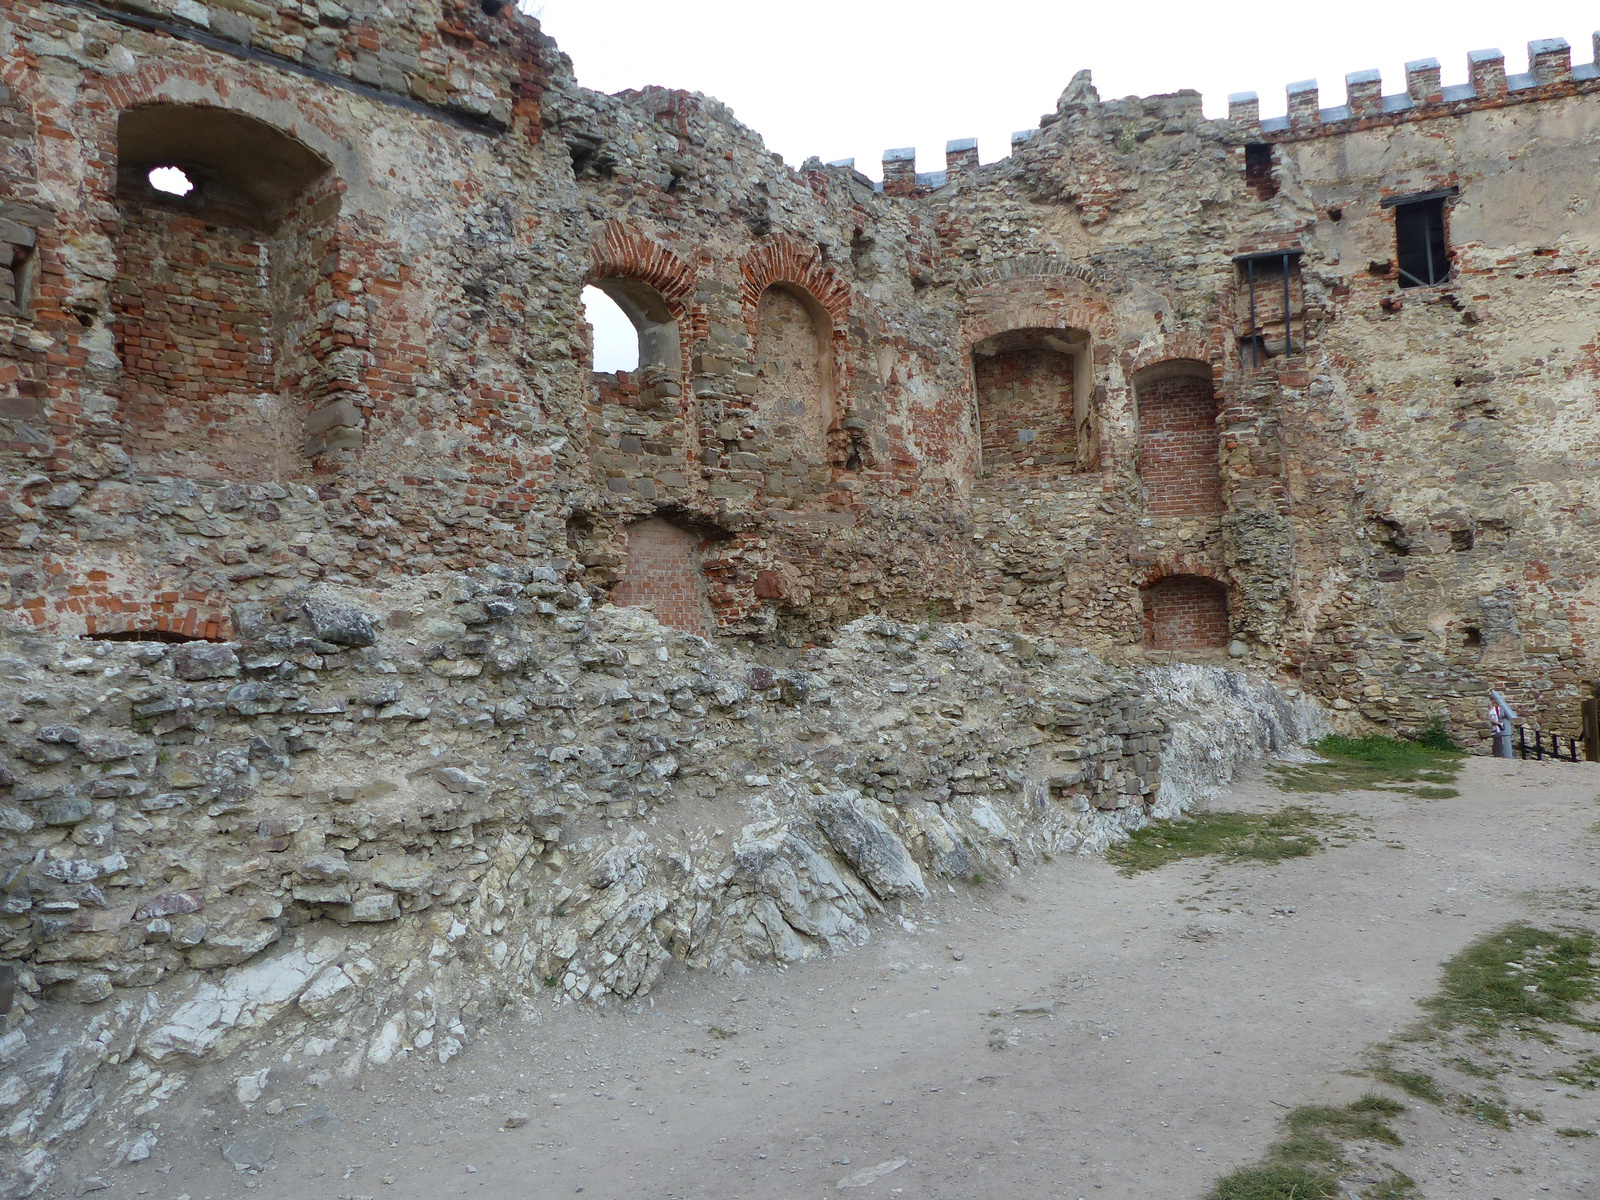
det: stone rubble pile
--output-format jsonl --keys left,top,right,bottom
{"left": 0, "top": 572, "right": 1320, "bottom": 1197}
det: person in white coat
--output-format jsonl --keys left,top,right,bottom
{"left": 1489, "top": 690, "right": 1516, "bottom": 759}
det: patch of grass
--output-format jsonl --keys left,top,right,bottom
{"left": 1556, "top": 1127, "right": 1596, "bottom": 1137}
{"left": 1368, "top": 1170, "right": 1419, "bottom": 1199}
{"left": 1444, "top": 1055, "right": 1499, "bottom": 1079}
{"left": 1422, "top": 923, "right": 1600, "bottom": 1039}
{"left": 1108, "top": 807, "right": 1342, "bottom": 875}
{"left": 1273, "top": 734, "right": 1465, "bottom": 799}
{"left": 1208, "top": 1096, "right": 1410, "bottom": 1200}
{"left": 1209, "top": 1162, "right": 1338, "bottom": 1200}
{"left": 1284, "top": 1100, "right": 1404, "bottom": 1148}
{"left": 1552, "top": 1053, "right": 1600, "bottom": 1088}
{"left": 1373, "top": 1065, "right": 1444, "bottom": 1102}
{"left": 1459, "top": 1094, "right": 1510, "bottom": 1128}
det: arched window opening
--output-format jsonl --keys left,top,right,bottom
{"left": 583, "top": 285, "right": 638, "bottom": 373}
{"left": 613, "top": 518, "right": 714, "bottom": 635}
{"left": 971, "top": 327, "right": 1092, "bottom": 476}
{"left": 1142, "top": 575, "right": 1230, "bottom": 651}
{"left": 584, "top": 277, "right": 680, "bottom": 409}
{"left": 754, "top": 283, "right": 832, "bottom": 469}
{"left": 1134, "top": 361, "right": 1223, "bottom": 518}
{"left": 112, "top": 106, "right": 337, "bottom": 481}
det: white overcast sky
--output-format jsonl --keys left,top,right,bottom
{"left": 552, "top": 0, "right": 1599, "bottom": 370}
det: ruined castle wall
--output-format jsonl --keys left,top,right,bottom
{"left": 0, "top": 0, "right": 595, "bottom": 645}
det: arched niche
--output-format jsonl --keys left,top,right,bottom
{"left": 970, "top": 326, "right": 1092, "bottom": 476}
{"left": 1132, "top": 359, "right": 1223, "bottom": 518}
{"left": 1141, "top": 573, "right": 1230, "bottom": 650}
{"left": 754, "top": 282, "right": 833, "bottom": 466}
{"left": 111, "top": 105, "right": 340, "bottom": 481}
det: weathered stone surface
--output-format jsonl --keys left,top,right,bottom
{"left": 142, "top": 946, "right": 327, "bottom": 1062}
{"left": 303, "top": 596, "right": 378, "bottom": 647}
{"left": 170, "top": 644, "right": 240, "bottom": 681}
{"left": 810, "top": 791, "right": 927, "bottom": 900}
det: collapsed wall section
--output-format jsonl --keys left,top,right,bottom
{"left": 0, "top": 581, "right": 1320, "bottom": 1195}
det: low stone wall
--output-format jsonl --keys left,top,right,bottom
{"left": 0, "top": 576, "right": 1322, "bottom": 1197}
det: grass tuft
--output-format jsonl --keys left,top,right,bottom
{"left": 1208, "top": 1162, "right": 1338, "bottom": 1200}
{"left": 1272, "top": 734, "right": 1464, "bottom": 799}
{"left": 1208, "top": 1097, "right": 1410, "bottom": 1199}
{"left": 1423, "top": 923, "right": 1600, "bottom": 1038}
{"left": 1373, "top": 1065, "right": 1445, "bottom": 1102}
{"left": 1108, "top": 807, "right": 1341, "bottom": 875}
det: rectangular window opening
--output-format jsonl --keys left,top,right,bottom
{"left": 1244, "top": 144, "right": 1277, "bottom": 199}
{"left": 1233, "top": 251, "right": 1302, "bottom": 368}
{"left": 0, "top": 243, "right": 34, "bottom": 314}
{"left": 1394, "top": 197, "right": 1449, "bottom": 288}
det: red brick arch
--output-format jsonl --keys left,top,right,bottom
{"left": 586, "top": 222, "right": 697, "bottom": 318}
{"left": 738, "top": 235, "right": 851, "bottom": 332}
{"left": 1127, "top": 333, "right": 1219, "bottom": 377}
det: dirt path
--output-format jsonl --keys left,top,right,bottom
{"left": 63, "top": 757, "right": 1600, "bottom": 1200}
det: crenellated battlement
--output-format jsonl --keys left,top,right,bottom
{"left": 1230, "top": 34, "right": 1600, "bottom": 137}
{"left": 848, "top": 29, "right": 1600, "bottom": 189}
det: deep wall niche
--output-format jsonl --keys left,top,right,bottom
{"left": 111, "top": 105, "right": 340, "bottom": 481}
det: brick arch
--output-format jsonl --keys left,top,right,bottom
{"left": 87, "top": 64, "right": 365, "bottom": 204}
{"left": 738, "top": 235, "right": 851, "bottom": 333}
{"left": 960, "top": 289, "right": 1119, "bottom": 351}
{"left": 740, "top": 236, "right": 856, "bottom": 463}
{"left": 960, "top": 254, "right": 1105, "bottom": 295}
{"left": 1127, "top": 332, "right": 1219, "bottom": 377}
{"left": 586, "top": 221, "right": 696, "bottom": 318}
{"left": 1132, "top": 558, "right": 1231, "bottom": 591}
{"left": 961, "top": 279, "right": 1119, "bottom": 478}
{"left": 96, "top": 86, "right": 364, "bottom": 474}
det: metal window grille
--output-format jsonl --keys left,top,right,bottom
{"left": 1234, "top": 250, "right": 1301, "bottom": 369}
{"left": 1391, "top": 196, "right": 1450, "bottom": 287}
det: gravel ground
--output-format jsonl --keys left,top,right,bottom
{"left": 54, "top": 755, "right": 1600, "bottom": 1200}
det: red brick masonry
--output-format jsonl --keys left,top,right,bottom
{"left": 1143, "top": 574, "right": 1230, "bottom": 650}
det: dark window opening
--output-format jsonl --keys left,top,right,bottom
{"left": 1, "top": 243, "right": 33, "bottom": 313}
{"left": 1463, "top": 626, "right": 1483, "bottom": 647}
{"left": 1244, "top": 143, "right": 1277, "bottom": 199}
{"left": 1450, "top": 528, "right": 1475, "bottom": 551}
{"left": 1395, "top": 197, "right": 1449, "bottom": 287}
{"left": 86, "top": 628, "right": 220, "bottom": 644}
{"left": 1234, "top": 252, "right": 1302, "bottom": 368}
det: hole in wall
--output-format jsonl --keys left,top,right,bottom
{"left": 1243, "top": 143, "right": 1277, "bottom": 199}
{"left": 1463, "top": 626, "right": 1483, "bottom": 647}
{"left": 1451, "top": 528, "right": 1475, "bottom": 551}
{"left": 147, "top": 165, "right": 194, "bottom": 196}
{"left": 85, "top": 629, "right": 222, "bottom": 644}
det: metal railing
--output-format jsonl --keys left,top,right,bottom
{"left": 1515, "top": 725, "right": 1584, "bottom": 762}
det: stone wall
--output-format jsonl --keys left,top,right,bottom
{"left": 0, "top": 581, "right": 1322, "bottom": 1196}
{"left": 12, "top": 2, "right": 1591, "bottom": 750}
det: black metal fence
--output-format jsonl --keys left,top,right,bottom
{"left": 1515, "top": 725, "right": 1584, "bottom": 762}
